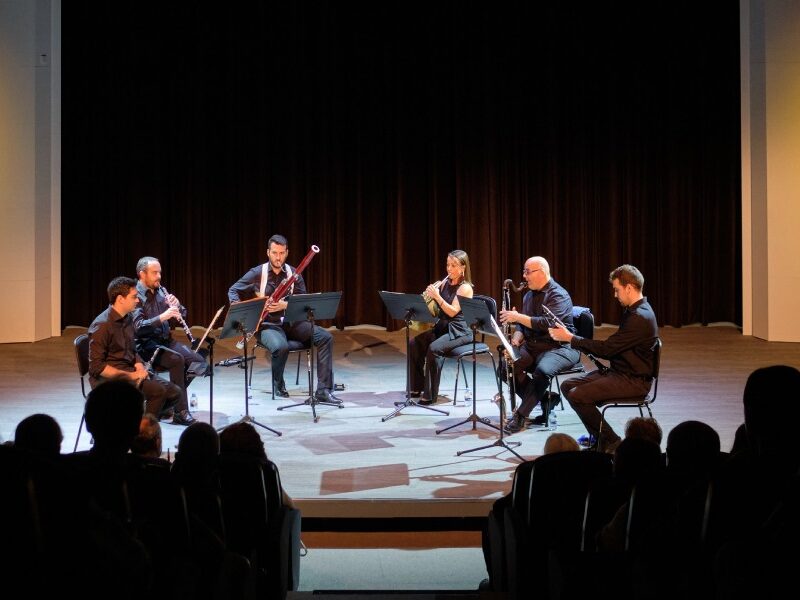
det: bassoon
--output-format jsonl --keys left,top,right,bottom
{"left": 235, "top": 245, "right": 320, "bottom": 349}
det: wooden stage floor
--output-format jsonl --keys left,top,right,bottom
{"left": 1, "top": 324, "right": 798, "bottom": 519}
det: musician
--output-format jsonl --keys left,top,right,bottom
{"left": 549, "top": 264, "right": 658, "bottom": 453}
{"left": 88, "top": 276, "right": 194, "bottom": 425}
{"left": 408, "top": 250, "right": 474, "bottom": 404}
{"left": 228, "top": 234, "right": 339, "bottom": 403}
{"left": 499, "top": 256, "right": 580, "bottom": 433}
{"left": 133, "top": 256, "right": 208, "bottom": 404}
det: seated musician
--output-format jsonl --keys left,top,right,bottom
{"left": 228, "top": 234, "right": 339, "bottom": 403}
{"left": 408, "top": 250, "right": 474, "bottom": 404}
{"left": 88, "top": 276, "right": 193, "bottom": 425}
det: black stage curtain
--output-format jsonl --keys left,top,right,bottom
{"left": 62, "top": 2, "right": 741, "bottom": 331}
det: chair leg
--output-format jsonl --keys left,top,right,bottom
{"left": 74, "top": 413, "right": 85, "bottom": 452}
{"left": 295, "top": 351, "right": 302, "bottom": 385}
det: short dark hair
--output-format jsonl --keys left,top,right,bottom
{"left": 85, "top": 380, "right": 145, "bottom": 450}
{"left": 107, "top": 276, "right": 137, "bottom": 304}
{"left": 136, "top": 256, "right": 158, "bottom": 276}
{"left": 267, "top": 234, "right": 288, "bottom": 250}
{"left": 609, "top": 264, "right": 644, "bottom": 291}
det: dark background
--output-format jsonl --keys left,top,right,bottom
{"left": 63, "top": 2, "right": 741, "bottom": 330}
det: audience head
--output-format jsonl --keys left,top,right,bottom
{"left": 85, "top": 380, "right": 144, "bottom": 453}
{"left": 624, "top": 417, "right": 663, "bottom": 446}
{"left": 542, "top": 432, "right": 580, "bottom": 455}
{"left": 666, "top": 420, "right": 721, "bottom": 478}
{"left": 743, "top": 365, "right": 800, "bottom": 458}
{"left": 176, "top": 422, "right": 220, "bottom": 460}
{"left": 219, "top": 421, "right": 267, "bottom": 462}
{"left": 613, "top": 438, "right": 663, "bottom": 487}
{"left": 14, "top": 414, "right": 63, "bottom": 457}
{"left": 730, "top": 422, "right": 748, "bottom": 455}
{"left": 130, "top": 413, "right": 163, "bottom": 459}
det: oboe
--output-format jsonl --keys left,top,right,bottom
{"left": 159, "top": 285, "right": 196, "bottom": 346}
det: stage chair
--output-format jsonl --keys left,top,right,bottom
{"left": 597, "top": 338, "right": 662, "bottom": 441}
{"left": 249, "top": 339, "right": 312, "bottom": 399}
{"left": 73, "top": 333, "right": 90, "bottom": 452}
{"left": 435, "top": 294, "right": 499, "bottom": 405}
{"left": 503, "top": 451, "right": 613, "bottom": 600}
{"left": 548, "top": 305, "right": 595, "bottom": 411}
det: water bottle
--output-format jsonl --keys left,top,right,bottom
{"left": 547, "top": 409, "right": 557, "bottom": 431}
{"left": 464, "top": 388, "right": 472, "bottom": 413}
{"left": 190, "top": 392, "right": 198, "bottom": 408}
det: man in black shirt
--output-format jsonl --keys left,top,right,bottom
{"left": 88, "top": 276, "right": 194, "bottom": 425}
{"left": 228, "top": 234, "right": 339, "bottom": 403}
{"left": 133, "top": 256, "right": 208, "bottom": 400}
{"left": 499, "top": 256, "right": 580, "bottom": 433}
{"left": 550, "top": 264, "right": 659, "bottom": 452}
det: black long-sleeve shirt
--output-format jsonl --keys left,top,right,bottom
{"left": 228, "top": 263, "right": 307, "bottom": 324}
{"left": 132, "top": 281, "right": 188, "bottom": 355}
{"left": 570, "top": 297, "right": 659, "bottom": 377}
{"left": 88, "top": 306, "right": 143, "bottom": 380}
{"left": 516, "top": 278, "right": 576, "bottom": 349}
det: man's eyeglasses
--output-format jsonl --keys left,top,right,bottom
{"left": 523, "top": 268, "right": 542, "bottom": 275}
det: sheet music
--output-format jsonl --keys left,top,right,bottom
{"left": 490, "top": 315, "right": 521, "bottom": 362}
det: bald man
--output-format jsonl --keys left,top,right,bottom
{"left": 499, "top": 256, "right": 580, "bottom": 433}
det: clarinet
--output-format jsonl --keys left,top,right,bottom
{"left": 542, "top": 305, "right": 608, "bottom": 373}
{"left": 159, "top": 285, "right": 196, "bottom": 347}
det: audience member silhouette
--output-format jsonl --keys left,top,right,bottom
{"left": 14, "top": 413, "right": 63, "bottom": 457}
{"left": 219, "top": 421, "right": 294, "bottom": 507}
{"left": 542, "top": 432, "right": 580, "bottom": 454}
{"left": 130, "top": 413, "right": 166, "bottom": 462}
{"left": 624, "top": 416, "right": 663, "bottom": 446}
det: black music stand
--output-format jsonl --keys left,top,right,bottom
{"left": 436, "top": 296, "right": 501, "bottom": 435}
{"left": 277, "top": 292, "right": 343, "bottom": 423}
{"left": 379, "top": 291, "right": 450, "bottom": 422}
{"left": 219, "top": 298, "right": 281, "bottom": 436}
{"left": 193, "top": 305, "right": 225, "bottom": 427}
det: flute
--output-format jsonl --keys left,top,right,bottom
{"left": 160, "top": 285, "right": 196, "bottom": 346}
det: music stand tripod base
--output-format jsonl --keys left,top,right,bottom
{"left": 378, "top": 291, "right": 451, "bottom": 423}
{"left": 277, "top": 292, "right": 344, "bottom": 423}
{"left": 218, "top": 298, "right": 282, "bottom": 436}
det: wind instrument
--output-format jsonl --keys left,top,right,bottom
{"left": 235, "top": 245, "right": 320, "bottom": 349}
{"left": 543, "top": 304, "right": 607, "bottom": 373}
{"left": 422, "top": 275, "right": 449, "bottom": 316}
{"left": 497, "top": 279, "right": 524, "bottom": 410}
{"left": 160, "top": 285, "right": 196, "bottom": 347}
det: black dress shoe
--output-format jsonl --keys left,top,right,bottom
{"left": 159, "top": 408, "right": 175, "bottom": 421}
{"left": 172, "top": 410, "right": 196, "bottom": 426}
{"left": 274, "top": 384, "right": 290, "bottom": 398}
{"left": 314, "top": 389, "right": 342, "bottom": 404}
{"left": 504, "top": 413, "right": 528, "bottom": 434}
{"left": 527, "top": 414, "right": 547, "bottom": 426}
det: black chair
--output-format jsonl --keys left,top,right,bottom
{"left": 73, "top": 333, "right": 90, "bottom": 452}
{"left": 548, "top": 305, "right": 595, "bottom": 411}
{"left": 250, "top": 338, "right": 312, "bottom": 399}
{"left": 503, "top": 451, "right": 613, "bottom": 599}
{"left": 597, "top": 338, "right": 662, "bottom": 441}
{"left": 435, "top": 294, "right": 499, "bottom": 405}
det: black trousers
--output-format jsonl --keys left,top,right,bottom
{"left": 259, "top": 320, "right": 334, "bottom": 391}
{"left": 514, "top": 343, "right": 580, "bottom": 418}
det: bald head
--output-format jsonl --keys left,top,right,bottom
{"left": 523, "top": 256, "right": 551, "bottom": 290}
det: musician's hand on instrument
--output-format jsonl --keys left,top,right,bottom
{"left": 267, "top": 299, "right": 288, "bottom": 313}
{"left": 549, "top": 323, "right": 573, "bottom": 342}
{"left": 511, "top": 332, "right": 524, "bottom": 347}
{"left": 425, "top": 284, "right": 441, "bottom": 301}
{"left": 160, "top": 306, "right": 182, "bottom": 322}
{"left": 166, "top": 293, "right": 180, "bottom": 308}
{"left": 499, "top": 308, "right": 517, "bottom": 324}
{"left": 131, "top": 364, "right": 148, "bottom": 384}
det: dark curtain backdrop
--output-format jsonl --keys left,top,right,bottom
{"left": 63, "top": 2, "right": 741, "bottom": 331}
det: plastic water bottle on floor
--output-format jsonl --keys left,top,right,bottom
{"left": 464, "top": 389, "right": 472, "bottom": 413}
{"left": 190, "top": 392, "right": 198, "bottom": 408}
{"left": 547, "top": 409, "right": 557, "bottom": 431}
